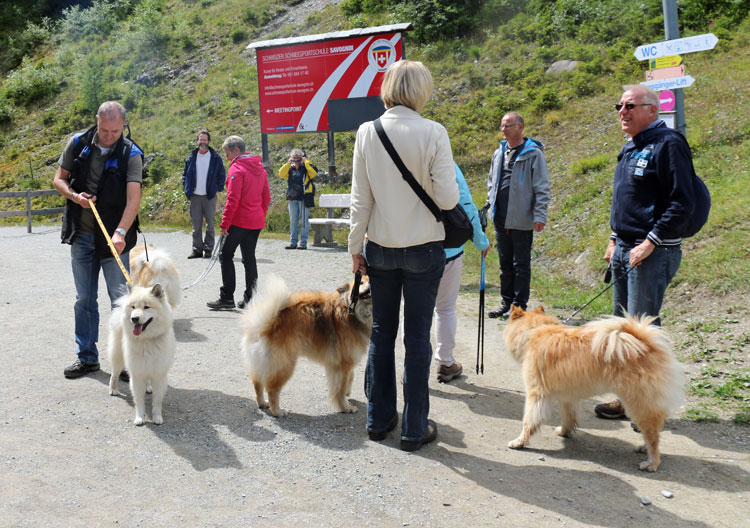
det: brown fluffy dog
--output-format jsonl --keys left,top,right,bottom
{"left": 241, "top": 274, "right": 372, "bottom": 417}
{"left": 503, "top": 305, "right": 683, "bottom": 471}
{"left": 129, "top": 244, "right": 181, "bottom": 308}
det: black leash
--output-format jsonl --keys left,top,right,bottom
{"left": 476, "top": 255, "right": 485, "bottom": 374}
{"left": 561, "top": 264, "right": 634, "bottom": 324}
{"left": 348, "top": 271, "right": 362, "bottom": 314}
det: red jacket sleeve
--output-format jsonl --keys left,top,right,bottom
{"left": 221, "top": 167, "right": 242, "bottom": 230}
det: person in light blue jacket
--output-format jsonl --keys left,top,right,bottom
{"left": 434, "top": 164, "right": 491, "bottom": 382}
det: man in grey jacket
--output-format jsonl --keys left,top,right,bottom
{"left": 486, "top": 112, "right": 550, "bottom": 318}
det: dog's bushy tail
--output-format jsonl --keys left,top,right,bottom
{"left": 134, "top": 247, "right": 181, "bottom": 307}
{"left": 587, "top": 314, "right": 684, "bottom": 414}
{"left": 241, "top": 274, "right": 291, "bottom": 342}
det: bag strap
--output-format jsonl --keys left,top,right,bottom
{"left": 373, "top": 118, "right": 443, "bottom": 222}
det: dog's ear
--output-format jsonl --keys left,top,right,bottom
{"left": 151, "top": 283, "right": 164, "bottom": 298}
{"left": 534, "top": 306, "right": 545, "bottom": 313}
{"left": 336, "top": 282, "right": 350, "bottom": 296}
{"left": 508, "top": 305, "right": 524, "bottom": 320}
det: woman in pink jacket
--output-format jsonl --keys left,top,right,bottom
{"left": 207, "top": 135, "right": 270, "bottom": 311}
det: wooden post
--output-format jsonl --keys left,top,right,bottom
{"left": 26, "top": 189, "right": 32, "bottom": 233}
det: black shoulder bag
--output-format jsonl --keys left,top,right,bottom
{"left": 373, "top": 118, "right": 473, "bottom": 249}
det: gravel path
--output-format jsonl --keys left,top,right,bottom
{"left": 1, "top": 226, "right": 748, "bottom": 527}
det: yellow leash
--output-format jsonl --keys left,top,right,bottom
{"left": 88, "top": 198, "right": 133, "bottom": 286}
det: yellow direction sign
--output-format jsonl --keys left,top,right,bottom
{"left": 649, "top": 55, "right": 682, "bottom": 69}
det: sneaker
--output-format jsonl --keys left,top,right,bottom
{"left": 488, "top": 302, "right": 511, "bottom": 319}
{"left": 437, "top": 361, "right": 463, "bottom": 382}
{"left": 297, "top": 245, "right": 307, "bottom": 250}
{"left": 285, "top": 244, "right": 297, "bottom": 250}
{"left": 400, "top": 419, "right": 438, "bottom": 452}
{"left": 207, "top": 298, "right": 235, "bottom": 310}
{"left": 367, "top": 413, "right": 399, "bottom": 441}
{"left": 120, "top": 369, "right": 130, "bottom": 382}
{"left": 594, "top": 399, "right": 627, "bottom": 419}
{"left": 64, "top": 360, "right": 100, "bottom": 379}
{"left": 203, "top": 250, "right": 212, "bottom": 258}
{"left": 187, "top": 250, "right": 203, "bottom": 259}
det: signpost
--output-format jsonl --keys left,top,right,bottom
{"left": 659, "top": 90, "right": 676, "bottom": 112}
{"left": 645, "top": 64, "right": 685, "bottom": 81}
{"left": 634, "top": 33, "right": 718, "bottom": 61}
{"left": 642, "top": 74, "right": 695, "bottom": 91}
{"left": 649, "top": 55, "right": 681, "bottom": 69}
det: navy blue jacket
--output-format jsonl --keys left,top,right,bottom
{"left": 182, "top": 147, "right": 226, "bottom": 200}
{"left": 610, "top": 122, "right": 695, "bottom": 246}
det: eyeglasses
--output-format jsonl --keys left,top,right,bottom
{"left": 291, "top": 158, "right": 303, "bottom": 163}
{"left": 614, "top": 102, "right": 653, "bottom": 112}
{"left": 501, "top": 123, "right": 518, "bottom": 129}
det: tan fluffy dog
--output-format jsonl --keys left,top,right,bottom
{"left": 241, "top": 274, "right": 372, "bottom": 417}
{"left": 130, "top": 244, "right": 181, "bottom": 308}
{"left": 503, "top": 305, "right": 683, "bottom": 471}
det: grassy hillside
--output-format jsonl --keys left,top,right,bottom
{"left": 1, "top": 0, "right": 748, "bottom": 422}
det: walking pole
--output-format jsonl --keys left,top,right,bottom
{"left": 476, "top": 254, "right": 485, "bottom": 375}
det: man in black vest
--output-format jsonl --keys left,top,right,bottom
{"left": 53, "top": 101, "right": 143, "bottom": 379}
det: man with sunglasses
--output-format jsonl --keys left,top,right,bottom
{"left": 595, "top": 85, "right": 695, "bottom": 420}
{"left": 486, "top": 112, "right": 550, "bottom": 319}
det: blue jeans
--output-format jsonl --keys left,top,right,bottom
{"left": 219, "top": 226, "right": 261, "bottom": 303}
{"left": 611, "top": 240, "right": 682, "bottom": 326}
{"left": 494, "top": 222, "right": 533, "bottom": 309}
{"left": 288, "top": 200, "right": 309, "bottom": 246}
{"left": 71, "top": 232, "right": 130, "bottom": 364}
{"left": 363, "top": 240, "right": 445, "bottom": 441}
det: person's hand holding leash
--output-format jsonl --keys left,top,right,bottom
{"left": 629, "top": 239, "right": 655, "bottom": 268}
{"left": 351, "top": 254, "right": 367, "bottom": 275}
{"left": 603, "top": 239, "right": 616, "bottom": 263}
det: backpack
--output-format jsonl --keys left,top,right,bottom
{"left": 661, "top": 128, "right": 710, "bottom": 237}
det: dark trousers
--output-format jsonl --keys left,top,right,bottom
{"left": 494, "top": 219, "right": 533, "bottom": 309}
{"left": 219, "top": 226, "right": 260, "bottom": 303}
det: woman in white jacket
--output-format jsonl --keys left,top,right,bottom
{"left": 349, "top": 60, "right": 459, "bottom": 452}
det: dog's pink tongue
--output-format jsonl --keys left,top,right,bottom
{"left": 133, "top": 324, "right": 144, "bottom": 336}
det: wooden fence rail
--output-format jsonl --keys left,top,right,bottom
{"left": 0, "top": 189, "right": 64, "bottom": 233}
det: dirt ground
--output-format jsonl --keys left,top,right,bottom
{"left": 0, "top": 226, "right": 748, "bottom": 527}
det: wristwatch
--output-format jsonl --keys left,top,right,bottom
{"left": 115, "top": 227, "right": 127, "bottom": 236}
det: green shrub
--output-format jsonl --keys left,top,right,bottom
{"left": 2, "top": 57, "right": 60, "bottom": 107}
{"left": 0, "top": 95, "right": 14, "bottom": 124}
{"left": 230, "top": 28, "right": 247, "bottom": 44}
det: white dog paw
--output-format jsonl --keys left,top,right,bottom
{"left": 152, "top": 414, "right": 163, "bottom": 425}
{"left": 133, "top": 416, "right": 145, "bottom": 426}
{"left": 109, "top": 389, "right": 123, "bottom": 397}
{"left": 508, "top": 438, "right": 526, "bottom": 449}
{"left": 339, "top": 404, "right": 358, "bottom": 414}
{"left": 271, "top": 408, "right": 288, "bottom": 417}
{"left": 555, "top": 426, "right": 571, "bottom": 437}
{"left": 258, "top": 401, "right": 270, "bottom": 409}
{"left": 639, "top": 460, "right": 658, "bottom": 472}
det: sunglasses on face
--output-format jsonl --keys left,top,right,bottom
{"left": 292, "top": 158, "right": 303, "bottom": 163}
{"left": 614, "top": 102, "right": 653, "bottom": 112}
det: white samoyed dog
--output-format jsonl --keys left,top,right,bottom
{"left": 108, "top": 283, "right": 176, "bottom": 425}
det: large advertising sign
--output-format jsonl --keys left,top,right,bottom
{"left": 256, "top": 32, "right": 404, "bottom": 133}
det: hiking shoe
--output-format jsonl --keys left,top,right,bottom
{"left": 203, "top": 250, "right": 212, "bottom": 258}
{"left": 594, "top": 399, "right": 627, "bottom": 419}
{"left": 488, "top": 303, "right": 511, "bottom": 319}
{"left": 285, "top": 244, "right": 297, "bottom": 250}
{"left": 120, "top": 369, "right": 130, "bottom": 382}
{"left": 207, "top": 298, "right": 235, "bottom": 310}
{"left": 368, "top": 413, "right": 399, "bottom": 441}
{"left": 187, "top": 250, "right": 203, "bottom": 259}
{"left": 400, "top": 419, "right": 438, "bottom": 452}
{"left": 297, "top": 245, "right": 307, "bottom": 250}
{"left": 437, "top": 361, "right": 463, "bottom": 383}
{"left": 64, "top": 360, "right": 100, "bottom": 379}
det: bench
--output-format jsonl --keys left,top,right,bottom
{"left": 309, "top": 193, "right": 351, "bottom": 246}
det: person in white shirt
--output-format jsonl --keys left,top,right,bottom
{"left": 182, "top": 130, "right": 226, "bottom": 258}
